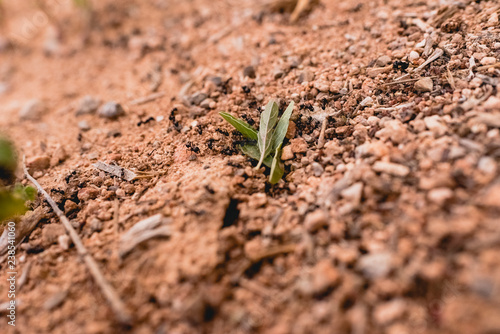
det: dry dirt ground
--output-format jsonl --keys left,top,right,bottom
{"left": 0, "top": 0, "right": 500, "bottom": 333}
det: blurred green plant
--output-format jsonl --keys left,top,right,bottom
{"left": 73, "top": 0, "right": 91, "bottom": 10}
{"left": 0, "top": 138, "right": 36, "bottom": 223}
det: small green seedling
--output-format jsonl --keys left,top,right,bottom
{"left": 220, "top": 100, "right": 294, "bottom": 184}
{"left": 0, "top": 138, "right": 36, "bottom": 223}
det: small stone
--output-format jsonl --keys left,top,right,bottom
{"left": 286, "top": 121, "right": 296, "bottom": 139}
{"left": 313, "top": 81, "right": 330, "bottom": 92}
{"left": 427, "top": 188, "right": 453, "bottom": 206}
{"left": 89, "top": 218, "right": 103, "bottom": 233}
{"left": 360, "top": 96, "right": 373, "bottom": 107}
{"left": 311, "top": 162, "right": 324, "bottom": 177}
{"left": 290, "top": 138, "right": 308, "bottom": 154}
{"left": 340, "top": 182, "right": 363, "bottom": 206}
{"left": 190, "top": 92, "right": 208, "bottom": 105}
{"left": 77, "top": 187, "right": 99, "bottom": 202}
{"left": 304, "top": 210, "right": 328, "bottom": 232}
{"left": 273, "top": 66, "right": 284, "bottom": 79}
{"left": 376, "top": 55, "right": 392, "bottom": 67}
{"left": 19, "top": 99, "right": 46, "bottom": 120}
{"left": 98, "top": 102, "right": 125, "bottom": 119}
{"left": 470, "top": 77, "right": 483, "bottom": 88}
{"left": 374, "top": 299, "right": 406, "bottom": 325}
{"left": 58, "top": 234, "right": 70, "bottom": 251}
{"left": 64, "top": 200, "right": 78, "bottom": 214}
{"left": 43, "top": 291, "right": 68, "bottom": 311}
{"left": 42, "top": 224, "right": 65, "bottom": 246}
{"left": 123, "top": 184, "right": 136, "bottom": 194}
{"left": 200, "top": 98, "right": 215, "bottom": 109}
{"left": 474, "top": 113, "right": 500, "bottom": 128}
{"left": 243, "top": 65, "right": 256, "bottom": 78}
{"left": 75, "top": 96, "right": 100, "bottom": 115}
{"left": 27, "top": 155, "right": 50, "bottom": 173}
{"left": 50, "top": 146, "right": 68, "bottom": 167}
{"left": 414, "top": 77, "right": 433, "bottom": 92}
{"left": 356, "top": 141, "right": 389, "bottom": 158}
{"left": 248, "top": 193, "right": 267, "bottom": 209}
{"left": 478, "top": 156, "right": 496, "bottom": 175}
{"left": 78, "top": 120, "right": 91, "bottom": 131}
{"left": 115, "top": 188, "right": 126, "bottom": 198}
{"left": 408, "top": 51, "right": 420, "bottom": 62}
{"left": 480, "top": 57, "right": 496, "bottom": 66}
{"left": 330, "top": 81, "right": 343, "bottom": 94}
{"left": 311, "top": 259, "right": 340, "bottom": 294}
{"left": 298, "top": 70, "right": 314, "bottom": 83}
{"left": 372, "top": 161, "right": 410, "bottom": 177}
{"left": 424, "top": 115, "right": 447, "bottom": 136}
{"left": 281, "top": 145, "right": 294, "bottom": 160}
{"left": 488, "top": 13, "right": 499, "bottom": 26}
{"left": 375, "top": 120, "right": 406, "bottom": 144}
{"left": 483, "top": 96, "right": 500, "bottom": 111}
{"left": 478, "top": 183, "right": 500, "bottom": 208}
{"left": 357, "top": 252, "right": 393, "bottom": 279}
{"left": 324, "top": 140, "right": 344, "bottom": 157}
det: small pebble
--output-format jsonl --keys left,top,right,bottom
{"left": 58, "top": 234, "right": 70, "bottom": 251}
{"left": 376, "top": 55, "right": 392, "bottom": 67}
{"left": 281, "top": 145, "right": 294, "bottom": 160}
{"left": 77, "top": 187, "right": 100, "bottom": 201}
{"left": 298, "top": 70, "right": 314, "bottom": 83}
{"left": 372, "top": 161, "right": 410, "bottom": 177}
{"left": 311, "top": 162, "right": 324, "bottom": 177}
{"left": 290, "top": 138, "right": 308, "bottom": 153}
{"left": 78, "top": 120, "right": 91, "bottom": 131}
{"left": 408, "top": 51, "right": 419, "bottom": 62}
{"left": 304, "top": 210, "right": 328, "bottom": 232}
{"left": 243, "top": 65, "right": 256, "bottom": 78}
{"left": 98, "top": 102, "right": 125, "bottom": 119}
{"left": 427, "top": 188, "right": 453, "bottom": 206}
{"left": 310, "top": 259, "right": 340, "bottom": 294}
{"left": 19, "top": 99, "right": 46, "bottom": 120}
{"left": 414, "top": 77, "right": 433, "bottom": 92}
{"left": 480, "top": 57, "right": 496, "bottom": 66}
{"left": 374, "top": 299, "right": 406, "bottom": 325}
{"left": 200, "top": 98, "right": 215, "bottom": 109}
{"left": 42, "top": 224, "right": 65, "bottom": 246}
{"left": 273, "top": 66, "right": 284, "bottom": 79}
{"left": 75, "top": 96, "right": 100, "bottom": 115}
{"left": 27, "top": 155, "right": 50, "bottom": 172}
{"left": 357, "top": 252, "right": 393, "bottom": 279}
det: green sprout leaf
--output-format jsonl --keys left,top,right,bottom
{"left": 256, "top": 100, "right": 279, "bottom": 169}
{"left": 240, "top": 144, "right": 272, "bottom": 168}
{"left": 269, "top": 145, "right": 284, "bottom": 184}
{"left": 271, "top": 101, "right": 294, "bottom": 151}
{"left": 219, "top": 112, "right": 258, "bottom": 140}
{"left": 219, "top": 99, "right": 294, "bottom": 184}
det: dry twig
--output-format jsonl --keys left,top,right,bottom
{"left": 23, "top": 158, "right": 133, "bottom": 325}
{"left": 129, "top": 92, "right": 165, "bottom": 106}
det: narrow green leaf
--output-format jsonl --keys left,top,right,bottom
{"left": 269, "top": 145, "right": 284, "bottom": 184}
{"left": 240, "top": 144, "right": 272, "bottom": 168}
{"left": 219, "top": 112, "right": 258, "bottom": 141}
{"left": 271, "top": 101, "right": 294, "bottom": 151}
{"left": 256, "top": 100, "right": 279, "bottom": 169}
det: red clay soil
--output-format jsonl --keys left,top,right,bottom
{"left": 0, "top": 0, "right": 499, "bottom": 333}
